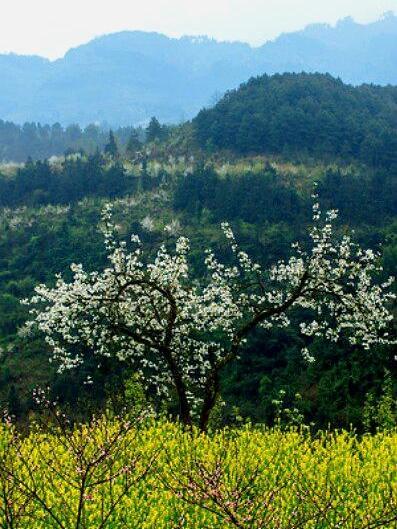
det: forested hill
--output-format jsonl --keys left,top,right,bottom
{"left": 1, "top": 13, "right": 397, "bottom": 126}
{"left": 193, "top": 73, "right": 397, "bottom": 169}
{"left": 2, "top": 73, "right": 397, "bottom": 165}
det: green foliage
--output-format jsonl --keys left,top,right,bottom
{"left": 194, "top": 73, "right": 397, "bottom": 170}
{"left": 272, "top": 390, "right": 306, "bottom": 428}
{"left": 125, "top": 130, "right": 142, "bottom": 159}
{"left": 0, "top": 154, "right": 140, "bottom": 207}
{"left": 363, "top": 370, "right": 397, "bottom": 432}
{"left": 107, "top": 373, "right": 152, "bottom": 419}
{"left": 104, "top": 130, "right": 119, "bottom": 159}
{"left": 174, "top": 163, "right": 396, "bottom": 228}
{"left": 146, "top": 117, "right": 166, "bottom": 143}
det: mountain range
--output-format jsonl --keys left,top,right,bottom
{"left": 1, "top": 12, "right": 397, "bottom": 126}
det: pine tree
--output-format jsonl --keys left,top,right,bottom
{"left": 145, "top": 117, "right": 163, "bottom": 143}
{"left": 125, "top": 130, "right": 142, "bottom": 159}
{"left": 104, "top": 130, "right": 119, "bottom": 159}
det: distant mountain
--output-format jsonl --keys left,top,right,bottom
{"left": 1, "top": 12, "right": 397, "bottom": 126}
{"left": 260, "top": 14, "right": 397, "bottom": 85}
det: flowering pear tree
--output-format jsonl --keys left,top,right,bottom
{"left": 24, "top": 199, "right": 396, "bottom": 430}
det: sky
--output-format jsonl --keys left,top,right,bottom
{"left": 0, "top": 0, "right": 396, "bottom": 59}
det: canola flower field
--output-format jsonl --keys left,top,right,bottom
{"left": 0, "top": 418, "right": 396, "bottom": 529}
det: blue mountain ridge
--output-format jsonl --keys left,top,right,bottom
{"left": 1, "top": 13, "right": 396, "bottom": 126}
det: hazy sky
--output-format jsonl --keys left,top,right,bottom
{"left": 1, "top": 0, "right": 396, "bottom": 59}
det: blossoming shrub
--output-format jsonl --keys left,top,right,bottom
{"left": 0, "top": 420, "right": 396, "bottom": 528}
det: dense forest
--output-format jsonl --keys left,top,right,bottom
{"left": 194, "top": 73, "right": 397, "bottom": 169}
{"left": 0, "top": 73, "right": 395, "bottom": 431}
{"left": 0, "top": 121, "right": 150, "bottom": 162}
{"left": 0, "top": 155, "right": 159, "bottom": 207}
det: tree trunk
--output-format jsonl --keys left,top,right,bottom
{"left": 199, "top": 370, "right": 220, "bottom": 431}
{"left": 177, "top": 383, "right": 193, "bottom": 427}
{"left": 161, "top": 346, "right": 193, "bottom": 427}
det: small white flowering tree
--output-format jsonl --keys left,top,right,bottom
{"left": 24, "top": 199, "right": 396, "bottom": 430}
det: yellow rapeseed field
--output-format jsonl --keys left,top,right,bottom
{"left": 0, "top": 418, "right": 396, "bottom": 528}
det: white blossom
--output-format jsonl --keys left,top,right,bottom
{"left": 24, "top": 201, "right": 396, "bottom": 425}
{"left": 164, "top": 219, "right": 182, "bottom": 236}
{"left": 140, "top": 216, "right": 156, "bottom": 232}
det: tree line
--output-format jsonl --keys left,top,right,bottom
{"left": 174, "top": 164, "right": 397, "bottom": 226}
{"left": 0, "top": 150, "right": 167, "bottom": 208}
{"left": 0, "top": 117, "right": 168, "bottom": 163}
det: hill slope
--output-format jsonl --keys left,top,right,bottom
{"left": 193, "top": 72, "right": 397, "bottom": 168}
{"left": 1, "top": 13, "right": 397, "bottom": 125}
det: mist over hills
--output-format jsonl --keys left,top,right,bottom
{"left": 1, "top": 12, "right": 397, "bottom": 126}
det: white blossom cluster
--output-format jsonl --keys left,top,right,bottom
{"left": 140, "top": 215, "right": 156, "bottom": 232}
{"left": 164, "top": 218, "right": 182, "bottom": 236}
{"left": 0, "top": 204, "right": 70, "bottom": 231}
{"left": 23, "top": 201, "right": 396, "bottom": 410}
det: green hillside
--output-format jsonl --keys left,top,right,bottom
{"left": 0, "top": 151, "right": 395, "bottom": 429}
{"left": 194, "top": 73, "right": 397, "bottom": 169}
